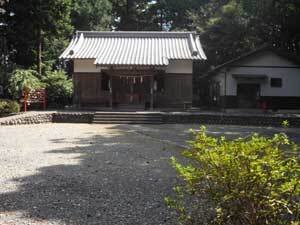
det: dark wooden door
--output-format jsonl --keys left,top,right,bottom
{"left": 112, "top": 76, "right": 150, "bottom": 105}
{"left": 237, "top": 83, "right": 260, "bottom": 108}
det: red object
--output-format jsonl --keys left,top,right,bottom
{"left": 23, "top": 89, "right": 46, "bottom": 112}
{"left": 261, "top": 101, "right": 267, "bottom": 113}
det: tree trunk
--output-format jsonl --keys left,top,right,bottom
{"left": 37, "top": 26, "right": 42, "bottom": 77}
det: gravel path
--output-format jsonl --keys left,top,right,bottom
{"left": 0, "top": 124, "right": 182, "bottom": 225}
{"left": 0, "top": 124, "right": 299, "bottom": 225}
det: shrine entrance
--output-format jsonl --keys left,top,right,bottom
{"left": 103, "top": 68, "right": 163, "bottom": 110}
{"left": 112, "top": 75, "right": 151, "bottom": 106}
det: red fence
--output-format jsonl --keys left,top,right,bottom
{"left": 23, "top": 89, "right": 46, "bottom": 112}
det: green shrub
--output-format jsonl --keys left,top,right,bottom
{"left": 42, "top": 70, "right": 73, "bottom": 107}
{"left": 166, "top": 127, "right": 300, "bottom": 225}
{"left": 0, "top": 99, "right": 20, "bottom": 115}
{"left": 8, "top": 69, "right": 43, "bottom": 99}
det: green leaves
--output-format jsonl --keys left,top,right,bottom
{"left": 7, "top": 68, "right": 73, "bottom": 106}
{"left": 4, "top": 0, "right": 73, "bottom": 69}
{"left": 189, "top": 0, "right": 300, "bottom": 65}
{"left": 42, "top": 70, "right": 73, "bottom": 106}
{"left": 0, "top": 99, "right": 20, "bottom": 115}
{"left": 8, "top": 69, "right": 43, "bottom": 99}
{"left": 167, "top": 127, "right": 300, "bottom": 224}
{"left": 71, "top": 0, "right": 112, "bottom": 31}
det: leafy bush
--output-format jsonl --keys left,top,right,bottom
{"left": 8, "top": 69, "right": 43, "bottom": 99}
{"left": 166, "top": 127, "right": 300, "bottom": 225}
{"left": 42, "top": 70, "right": 73, "bottom": 106}
{"left": 0, "top": 99, "right": 20, "bottom": 115}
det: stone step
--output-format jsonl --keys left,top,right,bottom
{"left": 94, "top": 115, "right": 162, "bottom": 119}
{"left": 94, "top": 112, "right": 161, "bottom": 115}
{"left": 92, "top": 112, "right": 163, "bottom": 124}
{"left": 94, "top": 117, "right": 162, "bottom": 121}
{"left": 93, "top": 119, "right": 162, "bottom": 123}
{"left": 93, "top": 112, "right": 163, "bottom": 124}
{"left": 93, "top": 121, "right": 163, "bottom": 124}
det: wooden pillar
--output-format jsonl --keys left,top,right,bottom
{"left": 109, "top": 75, "right": 113, "bottom": 109}
{"left": 150, "top": 75, "right": 154, "bottom": 110}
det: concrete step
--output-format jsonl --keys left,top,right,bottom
{"left": 94, "top": 115, "right": 162, "bottom": 119}
{"left": 92, "top": 112, "right": 163, "bottom": 124}
{"left": 94, "top": 112, "right": 162, "bottom": 115}
{"left": 93, "top": 121, "right": 163, "bottom": 124}
{"left": 94, "top": 117, "right": 162, "bottom": 121}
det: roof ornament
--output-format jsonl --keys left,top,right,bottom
{"left": 69, "top": 33, "right": 84, "bottom": 56}
{"left": 189, "top": 34, "right": 198, "bottom": 56}
{"left": 195, "top": 36, "right": 207, "bottom": 60}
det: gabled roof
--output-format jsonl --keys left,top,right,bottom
{"left": 207, "top": 45, "right": 300, "bottom": 75}
{"left": 60, "top": 31, "right": 207, "bottom": 67}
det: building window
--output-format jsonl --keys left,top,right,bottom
{"left": 101, "top": 74, "right": 110, "bottom": 91}
{"left": 270, "top": 78, "right": 282, "bottom": 87}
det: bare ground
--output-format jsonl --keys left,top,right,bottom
{"left": 0, "top": 124, "right": 299, "bottom": 225}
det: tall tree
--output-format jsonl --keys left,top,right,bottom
{"left": 241, "top": 0, "right": 300, "bottom": 55}
{"left": 189, "top": 0, "right": 300, "bottom": 65}
{"left": 153, "top": 0, "right": 207, "bottom": 31}
{"left": 4, "top": 0, "right": 73, "bottom": 75}
{"left": 189, "top": 0, "right": 260, "bottom": 65}
{"left": 112, "top": 0, "right": 153, "bottom": 31}
{"left": 71, "top": 0, "right": 112, "bottom": 31}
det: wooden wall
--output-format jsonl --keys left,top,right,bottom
{"left": 73, "top": 73, "right": 110, "bottom": 106}
{"left": 156, "top": 74, "right": 193, "bottom": 108}
{"left": 73, "top": 72, "right": 193, "bottom": 108}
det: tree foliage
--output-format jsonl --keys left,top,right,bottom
{"left": 8, "top": 69, "right": 43, "bottom": 99}
{"left": 42, "top": 70, "right": 73, "bottom": 106}
{"left": 71, "top": 0, "right": 112, "bottom": 31}
{"left": 0, "top": 99, "right": 20, "bottom": 115}
{"left": 3, "top": 0, "right": 73, "bottom": 70}
{"left": 1, "top": 0, "right": 300, "bottom": 82}
{"left": 166, "top": 126, "right": 300, "bottom": 225}
{"left": 189, "top": 0, "right": 300, "bottom": 65}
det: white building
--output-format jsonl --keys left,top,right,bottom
{"left": 207, "top": 47, "right": 300, "bottom": 110}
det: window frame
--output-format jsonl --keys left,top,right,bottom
{"left": 270, "top": 78, "right": 282, "bottom": 88}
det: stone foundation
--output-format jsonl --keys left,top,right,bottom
{"left": 1, "top": 111, "right": 300, "bottom": 128}
{"left": 163, "top": 114, "right": 300, "bottom": 128}
{"left": 52, "top": 112, "right": 94, "bottom": 124}
{"left": 0, "top": 112, "right": 94, "bottom": 126}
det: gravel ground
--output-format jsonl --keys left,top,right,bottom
{"left": 0, "top": 124, "right": 299, "bottom": 225}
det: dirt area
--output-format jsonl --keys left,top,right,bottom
{"left": 0, "top": 124, "right": 299, "bottom": 225}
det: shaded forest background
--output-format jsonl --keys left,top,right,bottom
{"left": 0, "top": 0, "right": 300, "bottom": 77}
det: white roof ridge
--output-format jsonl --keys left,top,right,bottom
{"left": 77, "top": 30, "right": 196, "bottom": 34}
{"left": 76, "top": 30, "right": 197, "bottom": 38}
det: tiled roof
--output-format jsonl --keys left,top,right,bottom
{"left": 60, "top": 31, "right": 207, "bottom": 66}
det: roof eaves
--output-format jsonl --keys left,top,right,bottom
{"left": 203, "top": 44, "right": 300, "bottom": 78}
{"left": 207, "top": 44, "right": 270, "bottom": 74}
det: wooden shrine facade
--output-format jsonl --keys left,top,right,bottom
{"left": 60, "top": 31, "right": 207, "bottom": 109}
{"left": 73, "top": 67, "right": 193, "bottom": 109}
